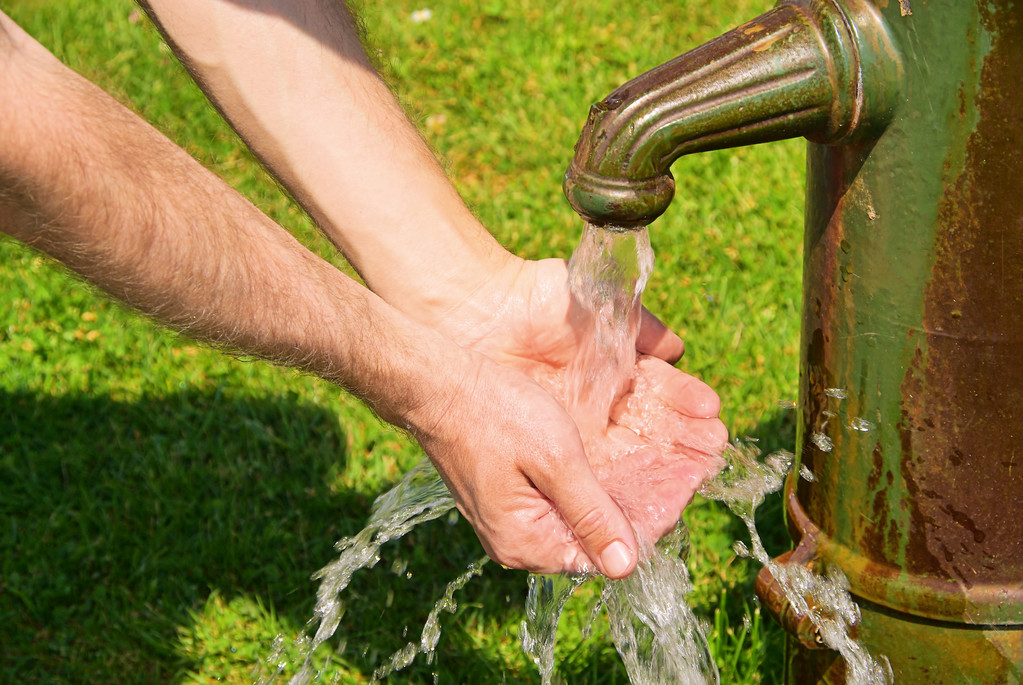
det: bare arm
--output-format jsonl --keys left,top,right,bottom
{"left": 129, "top": 0, "right": 720, "bottom": 555}
{"left": 137, "top": 0, "right": 510, "bottom": 319}
{"left": 0, "top": 15, "right": 411, "bottom": 405}
{"left": 0, "top": 12, "right": 641, "bottom": 578}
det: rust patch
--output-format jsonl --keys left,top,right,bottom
{"left": 897, "top": 352, "right": 948, "bottom": 579}
{"left": 861, "top": 442, "right": 895, "bottom": 563}
{"left": 904, "top": 0, "right": 1023, "bottom": 588}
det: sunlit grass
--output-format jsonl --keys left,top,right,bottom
{"left": 1, "top": 0, "right": 802, "bottom": 682}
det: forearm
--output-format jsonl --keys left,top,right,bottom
{"left": 0, "top": 15, "right": 458, "bottom": 428}
{"left": 1, "top": 10, "right": 689, "bottom": 579}
{"left": 138, "top": 0, "right": 513, "bottom": 317}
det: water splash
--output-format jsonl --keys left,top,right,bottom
{"left": 702, "top": 440, "right": 893, "bottom": 685}
{"left": 258, "top": 460, "right": 456, "bottom": 685}
{"left": 522, "top": 525, "right": 718, "bottom": 685}
{"left": 521, "top": 573, "right": 589, "bottom": 683}
{"left": 603, "top": 526, "right": 718, "bottom": 685}
{"left": 370, "top": 556, "right": 488, "bottom": 683}
{"left": 261, "top": 223, "right": 890, "bottom": 683}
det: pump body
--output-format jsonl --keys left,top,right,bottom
{"left": 565, "top": 1, "right": 1023, "bottom": 681}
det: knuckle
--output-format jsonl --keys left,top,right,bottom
{"left": 569, "top": 505, "right": 614, "bottom": 545}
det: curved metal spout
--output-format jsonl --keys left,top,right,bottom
{"left": 564, "top": 0, "right": 902, "bottom": 228}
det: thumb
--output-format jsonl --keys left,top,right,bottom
{"left": 636, "top": 307, "right": 684, "bottom": 364}
{"left": 530, "top": 449, "right": 639, "bottom": 579}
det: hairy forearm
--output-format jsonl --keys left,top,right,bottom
{"left": 2, "top": 11, "right": 697, "bottom": 580}
{"left": 138, "top": 0, "right": 512, "bottom": 315}
{"left": 0, "top": 16, "right": 458, "bottom": 427}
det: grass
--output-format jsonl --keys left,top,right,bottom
{"left": 1, "top": 0, "right": 804, "bottom": 682}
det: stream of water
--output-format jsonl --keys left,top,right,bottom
{"left": 259, "top": 224, "right": 891, "bottom": 684}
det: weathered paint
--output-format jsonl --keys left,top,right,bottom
{"left": 563, "top": 0, "right": 1023, "bottom": 679}
{"left": 794, "top": 0, "right": 1023, "bottom": 680}
{"left": 563, "top": 0, "right": 902, "bottom": 228}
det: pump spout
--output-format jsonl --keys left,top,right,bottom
{"left": 564, "top": 0, "right": 902, "bottom": 228}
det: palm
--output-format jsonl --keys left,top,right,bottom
{"left": 433, "top": 257, "right": 727, "bottom": 547}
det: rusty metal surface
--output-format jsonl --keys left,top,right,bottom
{"left": 900, "top": 0, "right": 1023, "bottom": 595}
{"left": 799, "top": 0, "right": 1023, "bottom": 617}
{"left": 791, "top": 0, "right": 1023, "bottom": 680}
{"left": 755, "top": 547, "right": 828, "bottom": 651}
{"left": 563, "top": 0, "right": 902, "bottom": 227}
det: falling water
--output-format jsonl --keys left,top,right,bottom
{"left": 521, "top": 224, "right": 721, "bottom": 685}
{"left": 521, "top": 572, "right": 589, "bottom": 683}
{"left": 702, "top": 439, "right": 893, "bottom": 685}
{"left": 258, "top": 460, "right": 458, "bottom": 685}
{"left": 562, "top": 223, "right": 652, "bottom": 437}
{"left": 260, "top": 223, "right": 890, "bottom": 684}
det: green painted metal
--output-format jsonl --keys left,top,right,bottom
{"left": 791, "top": 0, "right": 1023, "bottom": 680}
{"left": 563, "top": 0, "right": 902, "bottom": 228}
{"left": 564, "top": 0, "right": 1023, "bottom": 681}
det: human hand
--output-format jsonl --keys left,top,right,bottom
{"left": 411, "top": 257, "right": 728, "bottom": 552}
{"left": 596, "top": 355, "right": 727, "bottom": 549}
{"left": 407, "top": 347, "right": 643, "bottom": 578}
{"left": 418, "top": 256, "right": 686, "bottom": 371}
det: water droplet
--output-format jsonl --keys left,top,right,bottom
{"left": 777, "top": 398, "right": 797, "bottom": 410}
{"left": 733, "top": 540, "right": 750, "bottom": 557}
{"left": 391, "top": 557, "right": 409, "bottom": 576}
{"left": 800, "top": 464, "right": 816, "bottom": 482}
{"left": 825, "top": 387, "right": 847, "bottom": 399}
{"left": 850, "top": 417, "right": 874, "bottom": 432}
{"left": 812, "top": 432, "right": 834, "bottom": 452}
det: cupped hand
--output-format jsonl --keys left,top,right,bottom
{"left": 415, "top": 256, "right": 729, "bottom": 553}
{"left": 597, "top": 355, "right": 728, "bottom": 549}
{"left": 410, "top": 348, "right": 642, "bottom": 578}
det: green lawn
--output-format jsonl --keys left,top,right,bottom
{"left": 0, "top": 0, "right": 805, "bottom": 682}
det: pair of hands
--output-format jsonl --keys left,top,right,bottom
{"left": 402, "top": 256, "right": 728, "bottom": 578}
{"left": 0, "top": 1, "right": 723, "bottom": 580}
{"left": 119, "top": 0, "right": 725, "bottom": 579}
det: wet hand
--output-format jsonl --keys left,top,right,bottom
{"left": 419, "top": 257, "right": 729, "bottom": 551}
{"left": 595, "top": 355, "right": 728, "bottom": 549}
{"left": 419, "top": 257, "right": 685, "bottom": 370}
{"left": 409, "top": 348, "right": 642, "bottom": 578}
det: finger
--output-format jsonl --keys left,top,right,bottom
{"left": 671, "top": 417, "right": 731, "bottom": 460}
{"left": 635, "top": 308, "right": 684, "bottom": 363}
{"left": 528, "top": 447, "right": 640, "bottom": 579}
{"left": 636, "top": 355, "right": 721, "bottom": 418}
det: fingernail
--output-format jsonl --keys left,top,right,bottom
{"left": 600, "top": 540, "right": 634, "bottom": 578}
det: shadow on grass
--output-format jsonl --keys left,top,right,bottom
{"left": 0, "top": 387, "right": 529, "bottom": 683}
{"left": 1, "top": 388, "right": 801, "bottom": 684}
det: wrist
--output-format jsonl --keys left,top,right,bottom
{"left": 378, "top": 217, "right": 522, "bottom": 330}
{"left": 372, "top": 321, "right": 489, "bottom": 461}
